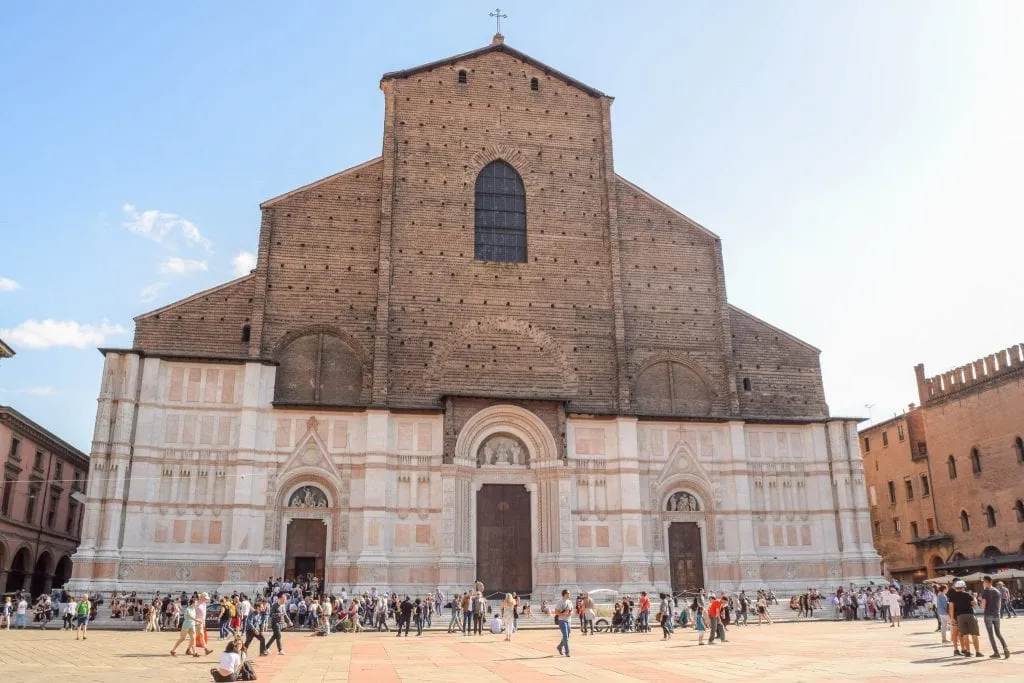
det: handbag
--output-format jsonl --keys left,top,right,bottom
{"left": 239, "top": 660, "right": 257, "bottom": 681}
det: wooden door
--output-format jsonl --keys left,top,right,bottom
{"left": 668, "top": 522, "right": 705, "bottom": 594}
{"left": 476, "top": 484, "right": 532, "bottom": 596}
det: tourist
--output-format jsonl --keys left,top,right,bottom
{"left": 707, "top": 593, "right": 725, "bottom": 644}
{"left": 265, "top": 592, "right": 289, "bottom": 656}
{"left": 413, "top": 597, "right": 425, "bottom": 636}
{"left": 1, "top": 596, "right": 11, "bottom": 630}
{"left": 194, "top": 593, "right": 213, "bottom": 654}
{"left": 502, "top": 593, "right": 516, "bottom": 641}
{"left": 396, "top": 595, "right": 412, "bottom": 637}
{"left": 62, "top": 596, "right": 76, "bottom": 630}
{"left": 997, "top": 581, "right": 1016, "bottom": 619}
{"left": 658, "top": 592, "right": 672, "bottom": 640}
{"left": 461, "top": 591, "right": 472, "bottom": 635}
{"left": 694, "top": 598, "right": 707, "bottom": 644}
{"left": 170, "top": 597, "right": 199, "bottom": 658}
{"left": 737, "top": 591, "right": 749, "bottom": 626}
{"left": 948, "top": 580, "right": 982, "bottom": 657}
{"left": 581, "top": 591, "right": 595, "bottom": 635}
{"left": 638, "top": 591, "right": 651, "bottom": 632}
{"left": 554, "top": 589, "right": 573, "bottom": 657}
{"left": 884, "top": 587, "right": 901, "bottom": 628}
{"left": 74, "top": 594, "right": 90, "bottom": 640}
{"left": 243, "top": 600, "right": 267, "bottom": 656}
{"left": 210, "top": 639, "right": 243, "bottom": 682}
{"left": 935, "top": 585, "right": 950, "bottom": 643}
{"left": 14, "top": 595, "right": 28, "bottom": 629}
{"left": 755, "top": 591, "right": 771, "bottom": 625}
{"left": 981, "top": 576, "right": 1010, "bottom": 659}
{"left": 472, "top": 590, "right": 485, "bottom": 635}
{"left": 36, "top": 594, "right": 53, "bottom": 629}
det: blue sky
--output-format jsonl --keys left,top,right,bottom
{"left": 1, "top": 1, "right": 1021, "bottom": 450}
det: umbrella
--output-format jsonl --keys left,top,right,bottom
{"left": 991, "top": 569, "right": 1024, "bottom": 580}
{"left": 958, "top": 572, "right": 988, "bottom": 583}
{"left": 928, "top": 575, "right": 956, "bottom": 584}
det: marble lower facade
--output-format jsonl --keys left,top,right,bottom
{"left": 69, "top": 354, "right": 883, "bottom": 599}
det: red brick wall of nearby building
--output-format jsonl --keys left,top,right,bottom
{"left": 0, "top": 407, "right": 89, "bottom": 595}
{"left": 862, "top": 343, "right": 1024, "bottom": 578}
{"left": 861, "top": 412, "right": 943, "bottom": 579}
{"left": 922, "top": 369, "right": 1024, "bottom": 560}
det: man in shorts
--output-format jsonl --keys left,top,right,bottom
{"left": 948, "top": 580, "right": 982, "bottom": 657}
{"left": 981, "top": 575, "right": 1010, "bottom": 659}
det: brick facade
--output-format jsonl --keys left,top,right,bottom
{"left": 72, "top": 37, "right": 879, "bottom": 597}
{"left": 862, "top": 343, "right": 1024, "bottom": 580}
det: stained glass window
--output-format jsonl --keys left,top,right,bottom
{"left": 474, "top": 160, "right": 527, "bottom": 263}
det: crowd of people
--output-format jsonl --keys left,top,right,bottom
{"left": 2, "top": 574, "right": 1017, "bottom": 679}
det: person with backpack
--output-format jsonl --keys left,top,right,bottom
{"left": 243, "top": 601, "right": 268, "bottom": 656}
{"left": 74, "top": 594, "right": 90, "bottom": 640}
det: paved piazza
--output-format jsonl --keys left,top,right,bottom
{"left": 2, "top": 618, "right": 1023, "bottom": 682}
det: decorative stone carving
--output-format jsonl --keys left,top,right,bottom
{"left": 288, "top": 485, "right": 328, "bottom": 508}
{"left": 175, "top": 564, "right": 193, "bottom": 581}
{"left": 228, "top": 567, "right": 244, "bottom": 583}
{"left": 117, "top": 563, "right": 134, "bottom": 580}
{"left": 477, "top": 433, "right": 529, "bottom": 467}
{"left": 666, "top": 491, "right": 701, "bottom": 512}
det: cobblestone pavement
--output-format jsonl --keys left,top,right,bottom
{"left": 1, "top": 617, "right": 1022, "bottom": 682}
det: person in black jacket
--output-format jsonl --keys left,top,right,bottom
{"left": 396, "top": 596, "right": 413, "bottom": 637}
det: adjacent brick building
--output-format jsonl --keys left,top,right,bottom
{"left": 862, "top": 342, "right": 1024, "bottom": 581}
{"left": 1, "top": 406, "right": 89, "bottom": 595}
{"left": 70, "top": 36, "right": 880, "bottom": 597}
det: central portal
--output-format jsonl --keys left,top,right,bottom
{"left": 285, "top": 518, "right": 327, "bottom": 581}
{"left": 476, "top": 484, "right": 532, "bottom": 596}
{"left": 668, "top": 521, "right": 705, "bottom": 594}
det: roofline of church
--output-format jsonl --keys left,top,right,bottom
{"left": 615, "top": 174, "right": 721, "bottom": 241}
{"left": 133, "top": 274, "right": 255, "bottom": 322}
{"left": 380, "top": 37, "right": 609, "bottom": 99}
{"left": 260, "top": 156, "right": 384, "bottom": 209}
{"left": 727, "top": 304, "right": 822, "bottom": 353}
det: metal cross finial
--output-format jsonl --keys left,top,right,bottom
{"left": 489, "top": 7, "right": 508, "bottom": 34}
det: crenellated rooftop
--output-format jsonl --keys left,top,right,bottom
{"left": 915, "top": 342, "right": 1024, "bottom": 405}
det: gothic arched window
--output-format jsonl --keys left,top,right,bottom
{"left": 947, "top": 455, "right": 957, "bottom": 480}
{"left": 474, "top": 160, "right": 527, "bottom": 263}
{"left": 970, "top": 448, "right": 982, "bottom": 475}
{"left": 1015, "top": 500, "right": 1024, "bottom": 523}
{"left": 985, "top": 505, "right": 997, "bottom": 528}
{"left": 1015, "top": 437, "right": 1023, "bottom": 464}
{"left": 960, "top": 510, "right": 970, "bottom": 532}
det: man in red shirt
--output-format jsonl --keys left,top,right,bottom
{"left": 638, "top": 592, "right": 652, "bottom": 632}
{"left": 707, "top": 594, "right": 727, "bottom": 644}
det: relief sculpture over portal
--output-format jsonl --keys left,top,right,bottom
{"left": 288, "top": 485, "right": 328, "bottom": 508}
{"left": 477, "top": 434, "right": 528, "bottom": 468}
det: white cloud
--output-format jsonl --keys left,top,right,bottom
{"left": 159, "top": 256, "right": 208, "bottom": 276}
{"left": 232, "top": 251, "right": 257, "bottom": 276}
{"left": 140, "top": 282, "right": 168, "bottom": 303}
{"left": 122, "top": 203, "right": 212, "bottom": 251}
{"left": 0, "top": 319, "right": 127, "bottom": 349}
{"left": 0, "top": 277, "right": 20, "bottom": 292}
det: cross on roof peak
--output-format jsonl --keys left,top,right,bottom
{"left": 489, "top": 7, "right": 508, "bottom": 36}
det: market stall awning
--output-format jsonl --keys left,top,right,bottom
{"left": 936, "top": 552, "right": 1024, "bottom": 572}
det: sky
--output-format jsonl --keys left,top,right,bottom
{"left": 0, "top": 1, "right": 1021, "bottom": 451}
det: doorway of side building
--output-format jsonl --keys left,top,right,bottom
{"left": 284, "top": 518, "right": 326, "bottom": 582}
{"left": 476, "top": 484, "right": 532, "bottom": 596}
{"left": 668, "top": 522, "right": 705, "bottom": 594}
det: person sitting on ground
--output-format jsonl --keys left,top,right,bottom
{"left": 210, "top": 639, "right": 243, "bottom": 682}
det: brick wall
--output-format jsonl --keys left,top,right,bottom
{"left": 133, "top": 276, "right": 255, "bottom": 357}
{"left": 730, "top": 307, "right": 827, "bottom": 419}
{"left": 922, "top": 373, "right": 1024, "bottom": 558}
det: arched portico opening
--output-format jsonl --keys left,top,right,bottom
{"left": 5, "top": 547, "right": 30, "bottom": 593}
{"left": 31, "top": 551, "right": 52, "bottom": 597}
{"left": 53, "top": 555, "right": 72, "bottom": 590}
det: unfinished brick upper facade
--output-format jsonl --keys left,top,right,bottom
{"left": 73, "top": 38, "right": 878, "bottom": 597}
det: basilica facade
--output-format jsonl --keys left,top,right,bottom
{"left": 70, "top": 36, "right": 881, "bottom": 598}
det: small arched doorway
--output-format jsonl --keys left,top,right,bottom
{"left": 928, "top": 555, "right": 943, "bottom": 577}
{"left": 5, "top": 548, "right": 31, "bottom": 593}
{"left": 53, "top": 555, "right": 72, "bottom": 591}
{"left": 31, "top": 552, "right": 52, "bottom": 597}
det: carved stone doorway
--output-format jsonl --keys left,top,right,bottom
{"left": 668, "top": 522, "right": 705, "bottom": 594}
{"left": 285, "top": 518, "right": 327, "bottom": 582}
{"left": 476, "top": 484, "right": 532, "bottom": 596}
